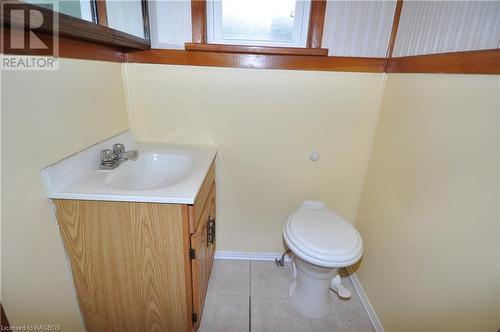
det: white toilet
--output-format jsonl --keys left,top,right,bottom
{"left": 283, "top": 200, "right": 363, "bottom": 318}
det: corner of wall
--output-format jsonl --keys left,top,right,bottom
{"left": 121, "top": 62, "right": 136, "bottom": 142}
{"left": 350, "top": 73, "right": 388, "bottom": 225}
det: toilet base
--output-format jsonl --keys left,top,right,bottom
{"left": 289, "top": 256, "right": 338, "bottom": 319}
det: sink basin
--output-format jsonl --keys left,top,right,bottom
{"left": 103, "top": 152, "right": 193, "bottom": 191}
{"left": 42, "top": 131, "right": 217, "bottom": 204}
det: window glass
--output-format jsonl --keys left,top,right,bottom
{"left": 106, "top": 0, "right": 145, "bottom": 38}
{"left": 208, "top": 0, "right": 310, "bottom": 47}
{"left": 222, "top": 0, "right": 295, "bottom": 42}
{"left": 25, "top": 0, "right": 93, "bottom": 22}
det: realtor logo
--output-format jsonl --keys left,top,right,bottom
{"left": 1, "top": 1, "right": 59, "bottom": 70}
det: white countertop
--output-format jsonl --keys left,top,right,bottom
{"left": 42, "top": 131, "right": 217, "bottom": 204}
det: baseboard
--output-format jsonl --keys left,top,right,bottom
{"left": 215, "top": 250, "right": 291, "bottom": 262}
{"left": 346, "top": 267, "right": 385, "bottom": 332}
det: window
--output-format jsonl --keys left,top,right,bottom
{"left": 106, "top": 0, "right": 146, "bottom": 38}
{"left": 207, "top": 0, "right": 311, "bottom": 47}
{"left": 25, "top": 0, "right": 93, "bottom": 22}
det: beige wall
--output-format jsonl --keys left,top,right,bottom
{"left": 3, "top": 58, "right": 498, "bottom": 332}
{"left": 1, "top": 58, "right": 129, "bottom": 331}
{"left": 124, "top": 64, "right": 385, "bottom": 253}
{"left": 355, "top": 74, "right": 500, "bottom": 332}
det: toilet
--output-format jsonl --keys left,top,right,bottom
{"left": 283, "top": 201, "right": 363, "bottom": 318}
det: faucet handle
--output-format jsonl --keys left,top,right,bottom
{"left": 100, "top": 149, "right": 114, "bottom": 162}
{"left": 112, "top": 143, "right": 125, "bottom": 155}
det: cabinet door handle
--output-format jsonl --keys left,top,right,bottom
{"left": 207, "top": 217, "right": 216, "bottom": 246}
{"left": 206, "top": 216, "right": 211, "bottom": 246}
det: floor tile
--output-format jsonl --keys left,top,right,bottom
{"left": 208, "top": 259, "right": 250, "bottom": 296}
{"left": 250, "top": 260, "right": 294, "bottom": 300}
{"left": 201, "top": 259, "right": 374, "bottom": 332}
{"left": 310, "top": 286, "right": 375, "bottom": 332}
{"left": 251, "top": 296, "right": 313, "bottom": 332}
{"left": 199, "top": 290, "right": 250, "bottom": 332}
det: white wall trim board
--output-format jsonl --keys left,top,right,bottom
{"left": 121, "top": 63, "right": 137, "bottom": 142}
{"left": 346, "top": 266, "right": 385, "bottom": 332}
{"left": 215, "top": 250, "right": 292, "bottom": 262}
{"left": 350, "top": 73, "right": 387, "bottom": 225}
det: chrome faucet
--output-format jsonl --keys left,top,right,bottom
{"left": 99, "top": 143, "right": 139, "bottom": 170}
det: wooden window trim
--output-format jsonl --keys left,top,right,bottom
{"left": 385, "top": 49, "right": 500, "bottom": 75}
{"left": 125, "top": 49, "right": 386, "bottom": 72}
{"left": 2, "top": 0, "right": 498, "bottom": 74}
{"left": 185, "top": 43, "right": 328, "bottom": 56}
{"left": 189, "top": 0, "right": 327, "bottom": 55}
{"left": 3, "top": 27, "right": 124, "bottom": 62}
{"left": 385, "top": 0, "right": 403, "bottom": 59}
{"left": 95, "top": 0, "right": 108, "bottom": 26}
{"left": 191, "top": 0, "right": 207, "bottom": 43}
{"left": 306, "top": 0, "right": 327, "bottom": 49}
{"left": 2, "top": 1, "right": 150, "bottom": 50}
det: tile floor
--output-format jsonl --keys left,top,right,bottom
{"left": 199, "top": 259, "right": 375, "bottom": 332}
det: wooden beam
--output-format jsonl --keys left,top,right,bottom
{"left": 95, "top": 0, "right": 108, "bottom": 26}
{"left": 385, "top": 49, "right": 500, "bottom": 75}
{"left": 3, "top": 27, "right": 124, "bottom": 62}
{"left": 191, "top": 0, "right": 207, "bottom": 44}
{"left": 125, "top": 49, "right": 386, "bottom": 72}
{"left": 386, "top": 0, "right": 403, "bottom": 59}
{"left": 185, "top": 43, "right": 328, "bottom": 56}
{"left": 307, "top": 0, "right": 327, "bottom": 49}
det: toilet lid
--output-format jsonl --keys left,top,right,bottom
{"left": 284, "top": 201, "right": 362, "bottom": 267}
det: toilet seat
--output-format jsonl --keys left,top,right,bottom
{"left": 284, "top": 201, "right": 363, "bottom": 268}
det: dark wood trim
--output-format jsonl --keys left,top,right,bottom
{"left": 185, "top": 43, "right": 328, "bottom": 56}
{"left": 306, "top": 0, "right": 327, "bottom": 49}
{"left": 385, "top": 0, "right": 403, "bottom": 59}
{"left": 191, "top": 0, "right": 207, "bottom": 44}
{"left": 3, "top": 27, "right": 124, "bottom": 62}
{"left": 95, "top": 0, "right": 108, "bottom": 26}
{"left": 1, "top": 305, "right": 10, "bottom": 330}
{"left": 141, "top": 0, "right": 151, "bottom": 41}
{"left": 386, "top": 49, "right": 500, "bottom": 75}
{"left": 125, "top": 49, "right": 386, "bottom": 72}
{"left": 2, "top": 1, "right": 150, "bottom": 49}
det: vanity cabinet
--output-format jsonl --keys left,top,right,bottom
{"left": 53, "top": 162, "right": 216, "bottom": 332}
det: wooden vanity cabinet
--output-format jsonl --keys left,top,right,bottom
{"left": 53, "top": 162, "right": 216, "bottom": 332}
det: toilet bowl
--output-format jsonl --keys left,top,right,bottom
{"left": 283, "top": 201, "right": 363, "bottom": 318}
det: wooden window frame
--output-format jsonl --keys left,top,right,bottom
{"left": 2, "top": 0, "right": 151, "bottom": 50}
{"left": 191, "top": 0, "right": 207, "bottom": 44}
{"left": 188, "top": 0, "right": 328, "bottom": 56}
{"left": 125, "top": 0, "right": 499, "bottom": 75}
{"left": 306, "top": 0, "right": 327, "bottom": 49}
{"left": 385, "top": 0, "right": 403, "bottom": 59}
{"left": 185, "top": 43, "right": 328, "bottom": 56}
{"left": 95, "top": 0, "right": 108, "bottom": 26}
{"left": 2, "top": 0, "right": 499, "bottom": 74}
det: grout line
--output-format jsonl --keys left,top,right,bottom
{"left": 249, "top": 295, "right": 252, "bottom": 332}
{"left": 249, "top": 260, "right": 252, "bottom": 332}
{"left": 249, "top": 260, "right": 252, "bottom": 294}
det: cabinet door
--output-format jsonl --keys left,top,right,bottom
{"left": 54, "top": 200, "right": 190, "bottom": 332}
{"left": 190, "top": 202, "right": 210, "bottom": 330}
{"left": 206, "top": 183, "right": 216, "bottom": 276}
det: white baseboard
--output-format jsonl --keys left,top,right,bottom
{"left": 346, "top": 267, "right": 385, "bottom": 332}
{"left": 215, "top": 250, "right": 292, "bottom": 262}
